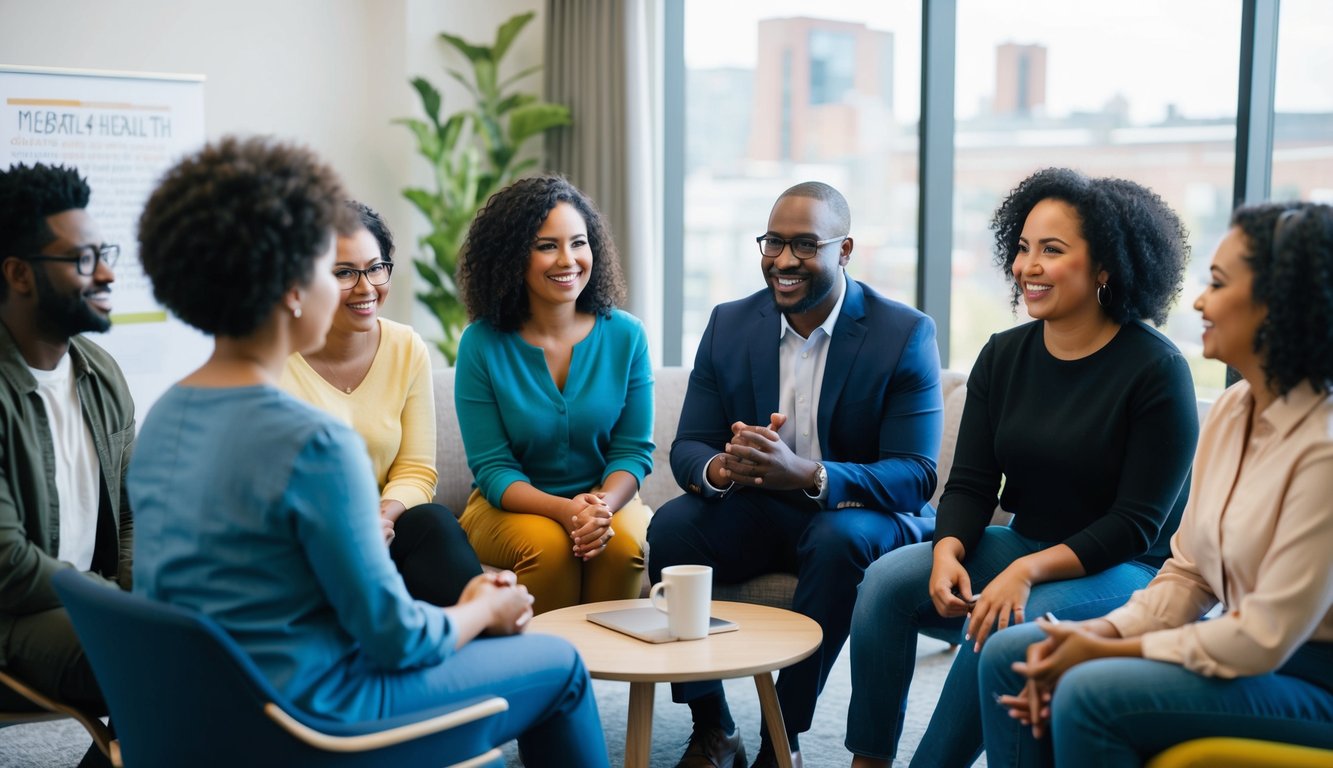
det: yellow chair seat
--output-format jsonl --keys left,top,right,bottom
{"left": 1147, "top": 737, "right": 1333, "bottom": 768}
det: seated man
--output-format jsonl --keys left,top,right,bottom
{"left": 648, "top": 181, "right": 943, "bottom": 768}
{"left": 0, "top": 163, "right": 133, "bottom": 768}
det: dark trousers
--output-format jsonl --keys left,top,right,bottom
{"left": 0, "top": 602, "right": 105, "bottom": 714}
{"left": 389, "top": 503, "right": 483, "bottom": 607}
{"left": 647, "top": 490, "right": 930, "bottom": 736}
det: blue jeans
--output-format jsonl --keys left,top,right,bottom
{"left": 380, "top": 633, "right": 608, "bottom": 767}
{"left": 648, "top": 489, "right": 926, "bottom": 738}
{"left": 846, "top": 526, "right": 1156, "bottom": 765}
{"left": 978, "top": 624, "right": 1333, "bottom": 768}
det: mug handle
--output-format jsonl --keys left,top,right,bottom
{"left": 649, "top": 582, "right": 669, "bottom": 613}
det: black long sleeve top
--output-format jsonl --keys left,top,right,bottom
{"left": 933, "top": 320, "right": 1199, "bottom": 573}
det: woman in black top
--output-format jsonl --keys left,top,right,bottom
{"left": 845, "top": 168, "right": 1200, "bottom": 767}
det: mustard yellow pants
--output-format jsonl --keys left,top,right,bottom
{"left": 459, "top": 488, "right": 650, "bottom": 615}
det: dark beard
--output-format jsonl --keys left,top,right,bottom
{"left": 769, "top": 267, "right": 837, "bottom": 316}
{"left": 32, "top": 266, "right": 110, "bottom": 337}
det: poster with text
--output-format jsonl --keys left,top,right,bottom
{"left": 1, "top": 65, "right": 210, "bottom": 417}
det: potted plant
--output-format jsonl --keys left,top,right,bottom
{"left": 397, "top": 11, "right": 571, "bottom": 362}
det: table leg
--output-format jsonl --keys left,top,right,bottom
{"left": 753, "top": 672, "right": 794, "bottom": 768}
{"left": 625, "top": 681, "right": 654, "bottom": 768}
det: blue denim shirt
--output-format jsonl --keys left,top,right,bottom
{"left": 130, "top": 384, "right": 453, "bottom": 720}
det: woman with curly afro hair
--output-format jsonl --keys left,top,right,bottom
{"left": 454, "top": 175, "right": 653, "bottom": 615}
{"left": 128, "top": 138, "right": 608, "bottom": 764}
{"left": 979, "top": 204, "right": 1333, "bottom": 766}
{"left": 847, "top": 168, "right": 1200, "bottom": 767}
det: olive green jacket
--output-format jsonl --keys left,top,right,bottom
{"left": 0, "top": 320, "right": 134, "bottom": 664}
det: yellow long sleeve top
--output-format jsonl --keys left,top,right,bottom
{"left": 280, "top": 318, "right": 437, "bottom": 509}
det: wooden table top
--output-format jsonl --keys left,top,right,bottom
{"left": 528, "top": 598, "right": 822, "bottom": 684}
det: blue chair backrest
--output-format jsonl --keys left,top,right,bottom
{"left": 52, "top": 570, "right": 499, "bottom": 767}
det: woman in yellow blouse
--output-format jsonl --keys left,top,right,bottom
{"left": 978, "top": 202, "right": 1333, "bottom": 766}
{"left": 281, "top": 201, "right": 481, "bottom": 604}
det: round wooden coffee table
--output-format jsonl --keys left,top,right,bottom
{"left": 529, "top": 598, "right": 821, "bottom": 768}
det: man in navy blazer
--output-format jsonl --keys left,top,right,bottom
{"left": 648, "top": 182, "right": 943, "bottom": 768}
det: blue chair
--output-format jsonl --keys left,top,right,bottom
{"left": 53, "top": 570, "right": 508, "bottom": 768}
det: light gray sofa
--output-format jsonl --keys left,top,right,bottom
{"left": 431, "top": 367, "right": 971, "bottom": 607}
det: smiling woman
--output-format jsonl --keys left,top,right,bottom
{"left": 846, "top": 168, "right": 1200, "bottom": 768}
{"left": 280, "top": 200, "right": 483, "bottom": 608}
{"left": 453, "top": 175, "right": 655, "bottom": 616}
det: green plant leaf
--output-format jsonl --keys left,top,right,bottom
{"left": 495, "top": 92, "right": 537, "bottom": 115}
{"left": 402, "top": 188, "right": 438, "bottom": 219}
{"left": 492, "top": 12, "right": 534, "bottom": 62}
{"left": 445, "top": 69, "right": 482, "bottom": 106}
{"left": 498, "top": 64, "right": 543, "bottom": 92}
{"left": 439, "top": 32, "right": 490, "bottom": 64}
{"left": 413, "top": 260, "right": 444, "bottom": 288}
{"left": 394, "top": 118, "right": 442, "bottom": 162}
{"left": 476, "top": 113, "right": 505, "bottom": 151}
{"left": 508, "top": 103, "right": 572, "bottom": 144}
{"left": 473, "top": 58, "right": 498, "bottom": 102}
{"left": 409, "top": 77, "right": 442, "bottom": 124}
{"left": 440, "top": 113, "right": 467, "bottom": 151}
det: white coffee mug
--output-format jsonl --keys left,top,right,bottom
{"left": 649, "top": 564, "right": 712, "bottom": 640}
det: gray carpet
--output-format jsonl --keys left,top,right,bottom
{"left": 0, "top": 638, "right": 980, "bottom": 767}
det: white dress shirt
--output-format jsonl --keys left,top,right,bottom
{"left": 703, "top": 272, "right": 848, "bottom": 500}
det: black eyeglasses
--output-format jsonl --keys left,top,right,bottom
{"left": 20, "top": 244, "right": 120, "bottom": 276}
{"left": 334, "top": 261, "right": 393, "bottom": 290}
{"left": 755, "top": 235, "right": 846, "bottom": 260}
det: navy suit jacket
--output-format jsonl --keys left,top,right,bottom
{"left": 671, "top": 276, "right": 943, "bottom": 518}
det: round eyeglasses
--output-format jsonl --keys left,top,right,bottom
{"left": 334, "top": 262, "right": 393, "bottom": 290}
{"left": 20, "top": 244, "right": 120, "bottom": 275}
{"left": 755, "top": 235, "right": 846, "bottom": 260}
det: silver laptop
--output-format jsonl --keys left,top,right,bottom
{"left": 586, "top": 606, "right": 740, "bottom": 643}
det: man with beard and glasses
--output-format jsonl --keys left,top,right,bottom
{"left": 0, "top": 163, "right": 133, "bottom": 768}
{"left": 648, "top": 181, "right": 943, "bottom": 768}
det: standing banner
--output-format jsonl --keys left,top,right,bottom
{"left": 0, "top": 64, "right": 209, "bottom": 415}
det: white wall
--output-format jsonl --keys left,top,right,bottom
{"left": 0, "top": 0, "right": 544, "bottom": 338}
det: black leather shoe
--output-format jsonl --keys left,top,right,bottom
{"left": 748, "top": 742, "right": 803, "bottom": 768}
{"left": 674, "top": 725, "right": 747, "bottom": 768}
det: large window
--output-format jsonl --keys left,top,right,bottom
{"left": 949, "top": 0, "right": 1242, "bottom": 398}
{"left": 1271, "top": 0, "right": 1333, "bottom": 203}
{"left": 673, "top": 1, "right": 1322, "bottom": 397}
{"left": 682, "top": 2, "right": 921, "bottom": 361}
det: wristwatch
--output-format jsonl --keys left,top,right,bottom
{"left": 810, "top": 462, "right": 827, "bottom": 497}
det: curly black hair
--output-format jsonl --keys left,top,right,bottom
{"left": 457, "top": 175, "right": 625, "bottom": 332}
{"left": 990, "top": 167, "right": 1190, "bottom": 325}
{"left": 138, "top": 136, "right": 355, "bottom": 337}
{"left": 1231, "top": 202, "right": 1333, "bottom": 395}
{"left": 347, "top": 200, "right": 394, "bottom": 262}
{"left": 0, "top": 163, "right": 92, "bottom": 301}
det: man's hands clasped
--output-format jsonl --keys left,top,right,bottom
{"left": 713, "top": 413, "right": 820, "bottom": 491}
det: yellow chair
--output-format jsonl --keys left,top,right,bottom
{"left": 0, "top": 667, "right": 117, "bottom": 764}
{"left": 1147, "top": 737, "right": 1333, "bottom": 768}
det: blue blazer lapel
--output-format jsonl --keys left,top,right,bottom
{"left": 749, "top": 303, "right": 781, "bottom": 423}
{"left": 818, "top": 277, "right": 868, "bottom": 451}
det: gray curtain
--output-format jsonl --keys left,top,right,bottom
{"left": 545, "top": 0, "right": 663, "bottom": 360}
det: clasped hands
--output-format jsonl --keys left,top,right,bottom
{"left": 458, "top": 570, "right": 534, "bottom": 635}
{"left": 566, "top": 492, "right": 614, "bottom": 561}
{"left": 711, "top": 413, "right": 818, "bottom": 491}
{"left": 996, "top": 618, "right": 1122, "bottom": 739}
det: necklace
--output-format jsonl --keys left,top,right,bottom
{"left": 307, "top": 327, "right": 378, "bottom": 395}
{"left": 310, "top": 358, "right": 358, "bottom": 393}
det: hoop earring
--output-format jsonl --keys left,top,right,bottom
{"left": 292, "top": 306, "right": 302, "bottom": 319}
{"left": 1096, "top": 282, "right": 1113, "bottom": 308}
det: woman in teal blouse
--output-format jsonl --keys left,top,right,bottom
{"left": 455, "top": 175, "right": 654, "bottom": 615}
